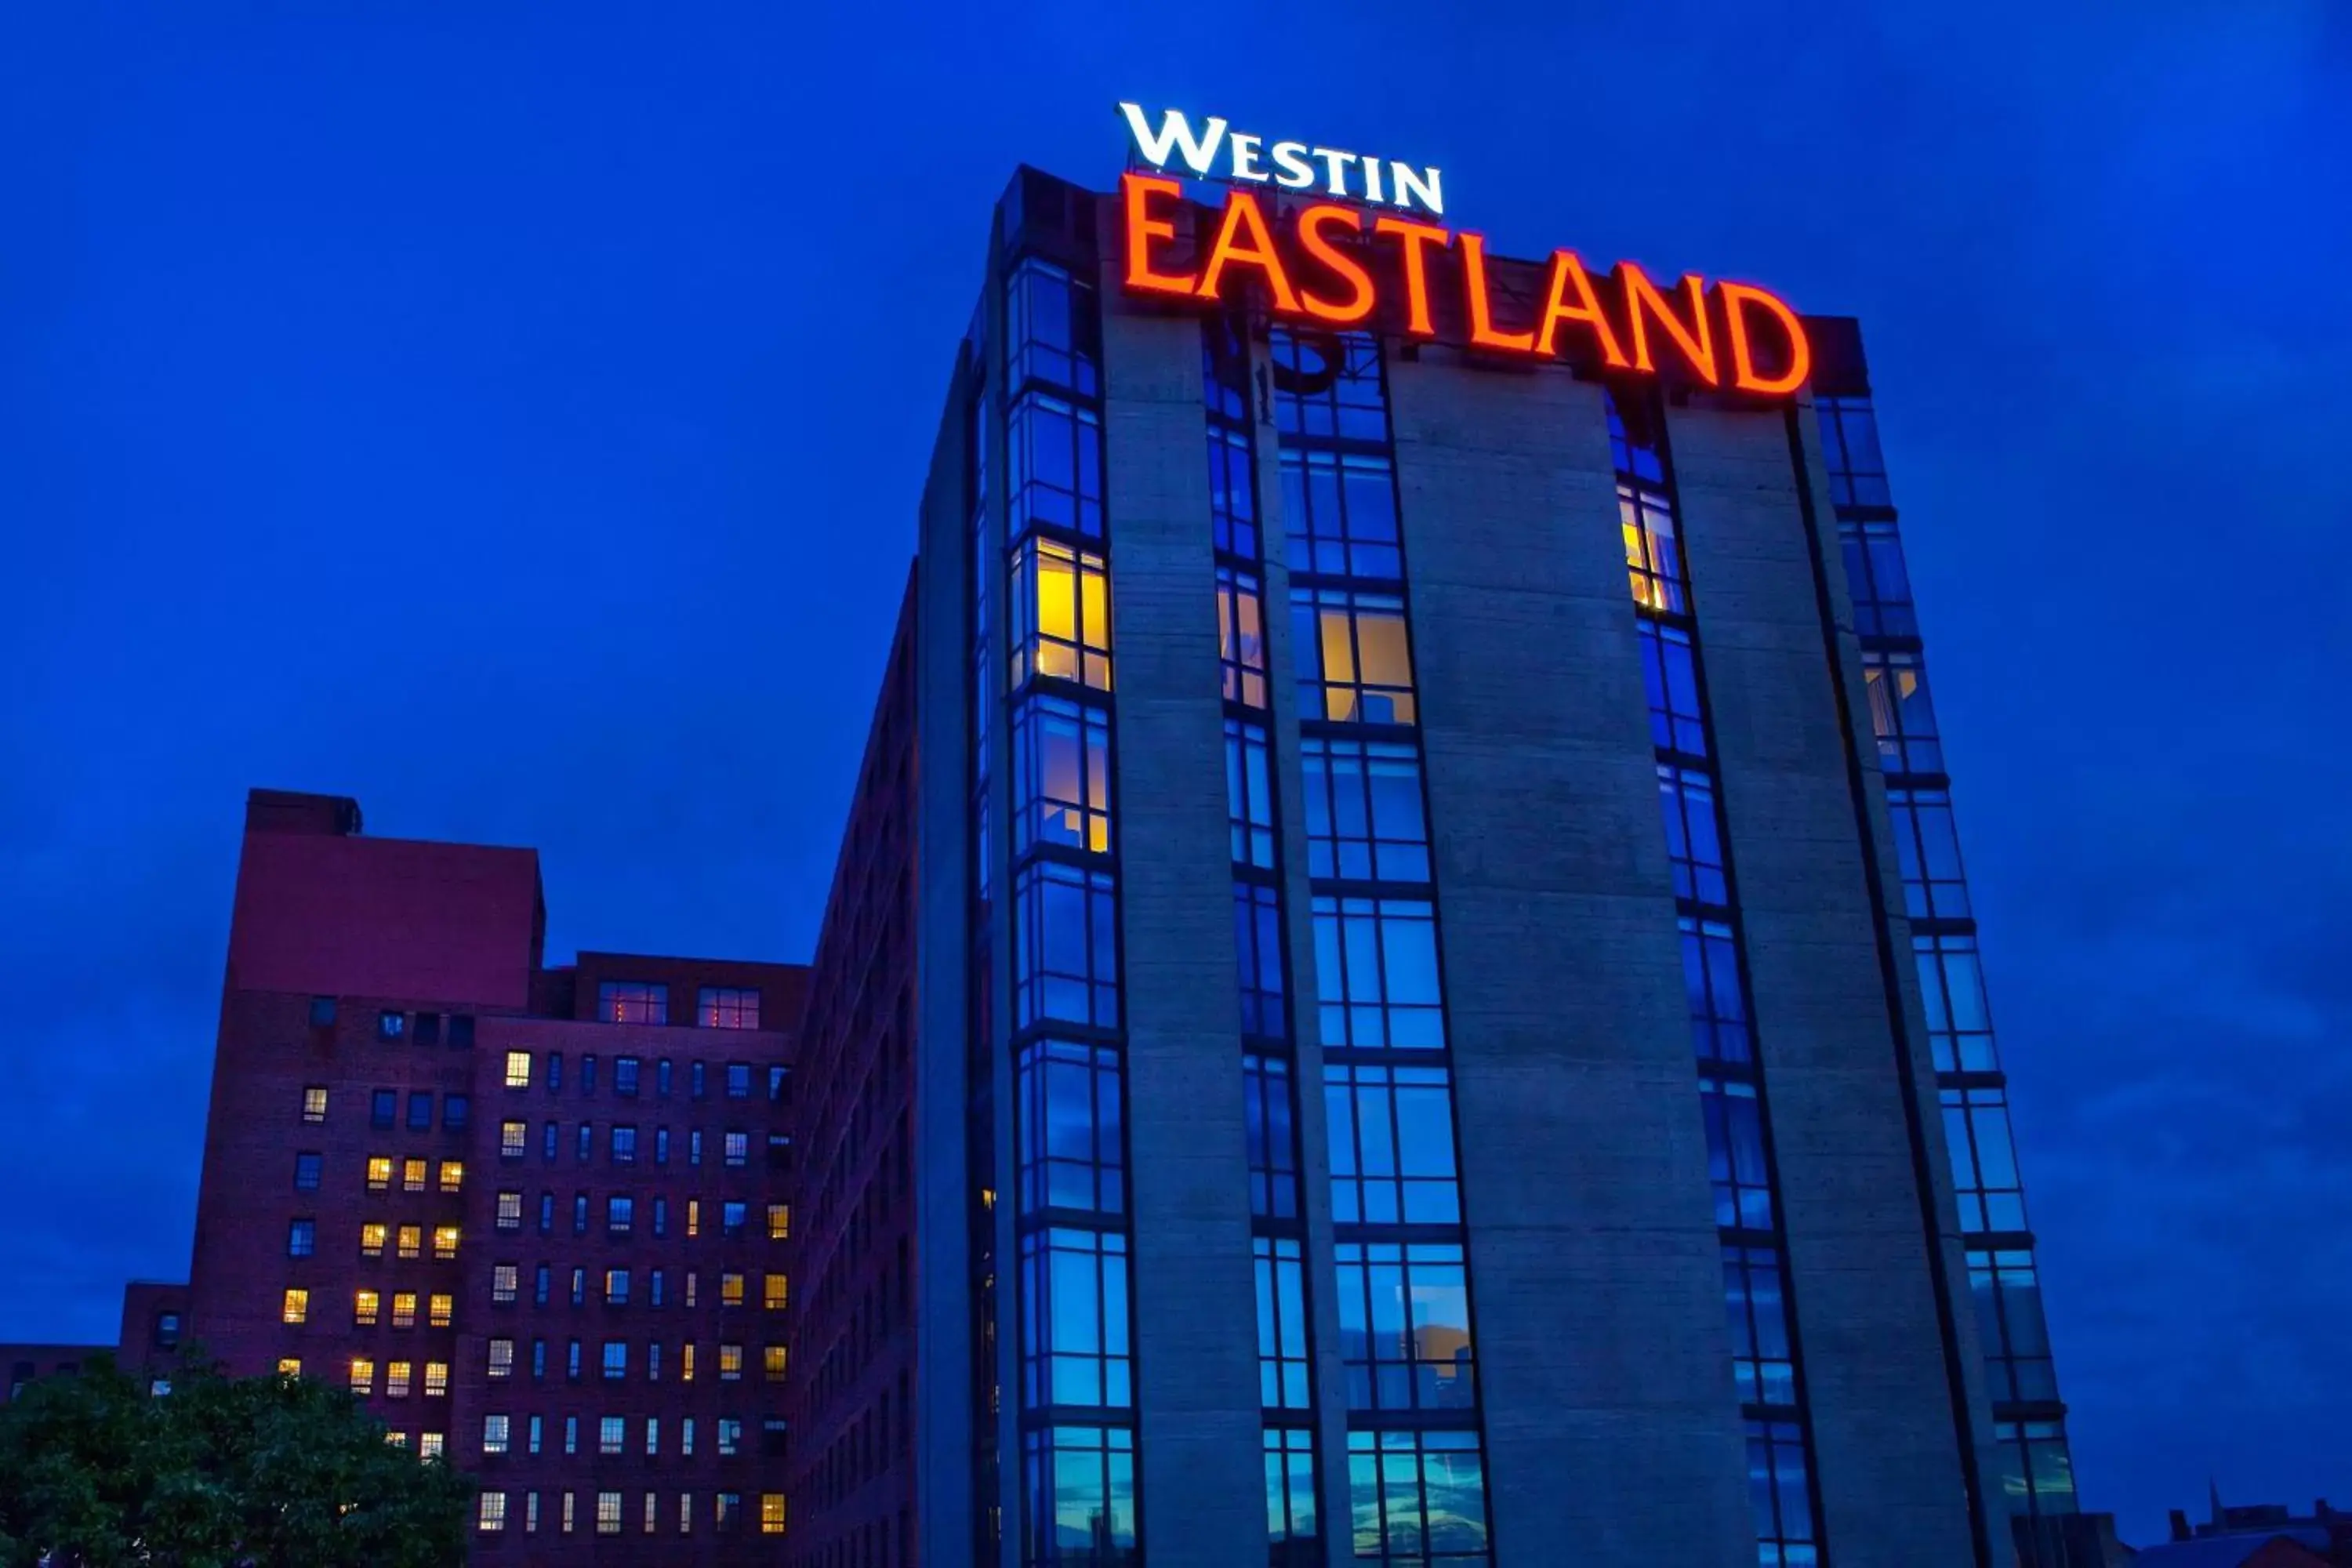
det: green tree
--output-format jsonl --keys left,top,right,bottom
{"left": 0, "top": 1349, "right": 472, "bottom": 1568}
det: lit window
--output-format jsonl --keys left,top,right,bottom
{"left": 282, "top": 1288, "right": 310, "bottom": 1325}
{"left": 301, "top": 1087, "right": 328, "bottom": 1123}
{"left": 492, "top": 1265, "right": 518, "bottom": 1305}
{"left": 1012, "top": 692, "right": 1113, "bottom": 855}
{"left": 724, "top": 1131, "right": 748, "bottom": 1168}
{"left": 385, "top": 1431, "right": 408, "bottom": 1449}
{"left": 277, "top": 1358, "right": 301, "bottom": 1377}
{"left": 1864, "top": 648, "right": 1945, "bottom": 776}
{"left": 438, "top": 1161, "right": 463, "bottom": 1194}
{"left": 682, "top": 1344, "right": 696, "bottom": 1382}
{"left": 597, "top": 1492, "right": 622, "bottom": 1536}
{"left": 607, "top": 1269, "right": 631, "bottom": 1305}
{"left": 482, "top": 1417, "right": 510, "bottom": 1457}
{"left": 499, "top": 1120, "right": 527, "bottom": 1160}
{"left": 762, "top": 1274, "right": 786, "bottom": 1312}
{"left": 379, "top": 1009, "right": 405, "bottom": 1041}
{"left": 764, "top": 1345, "right": 787, "bottom": 1383}
{"left": 387, "top": 1361, "right": 412, "bottom": 1398}
{"left": 600, "top": 1417, "right": 625, "bottom": 1456}
{"left": 1010, "top": 535, "right": 1112, "bottom": 690}
{"left": 419, "top": 1432, "right": 443, "bottom": 1460}
{"left": 424, "top": 1363, "right": 447, "bottom": 1398}
{"left": 698, "top": 986, "right": 760, "bottom": 1029}
{"left": 562, "top": 1491, "right": 575, "bottom": 1533}
{"left": 403, "top": 1158, "right": 426, "bottom": 1194}
{"left": 680, "top": 1493, "right": 693, "bottom": 1534}
{"left": 366, "top": 1156, "right": 392, "bottom": 1191}
{"left": 479, "top": 1490, "right": 507, "bottom": 1530}
{"left": 361, "top": 1223, "right": 387, "bottom": 1258}
{"left": 601, "top": 1341, "right": 626, "bottom": 1381}
{"left": 597, "top": 982, "right": 668, "bottom": 1025}
{"left": 1621, "top": 480, "right": 1686, "bottom": 615}
{"left": 766, "top": 1203, "right": 790, "bottom": 1240}
{"left": 430, "top": 1294, "right": 452, "bottom": 1329}
{"left": 287, "top": 1218, "right": 315, "bottom": 1258}
{"left": 391, "top": 1292, "right": 416, "bottom": 1329}
{"left": 504, "top": 1051, "right": 532, "bottom": 1090}
{"left": 1291, "top": 586, "right": 1417, "bottom": 724}
{"left": 397, "top": 1225, "right": 421, "bottom": 1260}
{"left": 687, "top": 1199, "right": 700, "bottom": 1238}
{"left": 720, "top": 1273, "right": 744, "bottom": 1308}
{"left": 496, "top": 1191, "right": 522, "bottom": 1231}
{"left": 718, "top": 1344, "right": 742, "bottom": 1382}
{"left": 717, "top": 1417, "right": 742, "bottom": 1457}
{"left": 349, "top": 1357, "right": 372, "bottom": 1393}
{"left": 760, "top": 1494, "right": 786, "bottom": 1536}
{"left": 717, "top": 1492, "right": 741, "bottom": 1533}
{"left": 1216, "top": 564, "right": 1268, "bottom": 708}
{"left": 488, "top": 1338, "right": 514, "bottom": 1379}
{"left": 644, "top": 1492, "right": 659, "bottom": 1534}
{"left": 433, "top": 1225, "right": 460, "bottom": 1261}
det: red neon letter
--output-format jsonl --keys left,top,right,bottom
{"left": 1294, "top": 204, "right": 1376, "bottom": 325}
{"left": 1722, "top": 282, "right": 1812, "bottom": 394}
{"left": 1121, "top": 173, "right": 1196, "bottom": 298}
{"left": 1459, "top": 232, "right": 1534, "bottom": 353}
{"left": 1197, "top": 191, "right": 1301, "bottom": 314}
{"left": 1373, "top": 216, "right": 1450, "bottom": 338}
{"left": 1532, "top": 250, "right": 1630, "bottom": 367}
{"left": 1620, "top": 263, "right": 1719, "bottom": 386}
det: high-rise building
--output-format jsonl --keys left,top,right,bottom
{"left": 782, "top": 165, "right": 2074, "bottom": 1568}
{"left": 176, "top": 788, "right": 804, "bottom": 1557}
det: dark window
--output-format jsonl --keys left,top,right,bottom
{"left": 1301, "top": 735, "right": 1430, "bottom": 883}
{"left": 657, "top": 1058, "right": 673, "bottom": 1097}
{"left": 372, "top": 1091, "right": 397, "bottom": 1131}
{"left": 614, "top": 1057, "right": 641, "bottom": 1096}
{"left": 414, "top": 1011, "right": 441, "bottom": 1047}
{"left": 1283, "top": 448, "right": 1403, "bottom": 579}
{"left": 1007, "top": 390, "right": 1104, "bottom": 540}
{"left": 1889, "top": 788, "right": 1973, "bottom": 921}
{"left": 1014, "top": 1038, "right": 1124, "bottom": 1216}
{"left": 546, "top": 1052, "right": 563, "bottom": 1092}
{"left": 691, "top": 1061, "right": 706, "bottom": 1100}
{"left": 1005, "top": 255, "right": 1100, "bottom": 398}
{"left": 287, "top": 1218, "right": 316, "bottom": 1258}
{"left": 1326, "top": 1061, "right": 1461, "bottom": 1224}
{"left": 531, "top": 1338, "right": 546, "bottom": 1380}
{"left": 597, "top": 982, "right": 667, "bottom": 1025}
{"left": 1012, "top": 860, "right": 1120, "bottom": 1029}
{"left": 581, "top": 1055, "right": 598, "bottom": 1094}
{"left": 1639, "top": 620, "right": 1707, "bottom": 756}
{"left": 1682, "top": 916, "right": 1751, "bottom": 1065}
{"left": 1216, "top": 565, "right": 1269, "bottom": 708}
{"left": 1225, "top": 718, "right": 1275, "bottom": 869}
{"left": 1700, "top": 1076, "right": 1774, "bottom": 1230}
{"left": 1311, "top": 895, "right": 1445, "bottom": 1049}
{"left": 293, "top": 1152, "right": 323, "bottom": 1191}
{"left": 608, "top": 1196, "right": 633, "bottom": 1236}
{"left": 1657, "top": 764, "right": 1728, "bottom": 906}
{"left": 535, "top": 1265, "right": 551, "bottom": 1307}
{"left": 1269, "top": 328, "right": 1388, "bottom": 443}
{"left": 762, "top": 1417, "right": 789, "bottom": 1457}
{"left": 722, "top": 1201, "right": 747, "bottom": 1238}
{"left": 1243, "top": 1054, "right": 1300, "bottom": 1221}
{"left": 612, "top": 1126, "right": 637, "bottom": 1164}
{"left": 653, "top": 1198, "right": 668, "bottom": 1239}
{"left": 575, "top": 1123, "right": 591, "bottom": 1162}
{"left": 153, "top": 1313, "right": 181, "bottom": 1350}
{"left": 448, "top": 1014, "right": 475, "bottom": 1048}
{"left": 725, "top": 1063, "right": 752, "bottom": 1099}
{"left": 442, "top": 1094, "right": 469, "bottom": 1131}
{"left": 654, "top": 1127, "right": 670, "bottom": 1165}
{"left": 308, "top": 996, "right": 336, "bottom": 1027}
{"left": 406, "top": 1092, "right": 432, "bottom": 1131}
{"left": 1816, "top": 395, "right": 1892, "bottom": 509}
{"left": 378, "top": 1010, "right": 405, "bottom": 1042}
{"left": 1207, "top": 422, "right": 1258, "bottom": 558}
{"left": 573, "top": 1194, "right": 589, "bottom": 1235}
{"left": 767, "top": 1065, "right": 789, "bottom": 1104}
{"left": 541, "top": 1121, "right": 558, "bottom": 1161}
{"left": 1839, "top": 517, "right": 1918, "bottom": 639}
{"left": 538, "top": 1192, "right": 554, "bottom": 1233}
{"left": 1234, "top": 881, "right": 1286, "bottom": 1040}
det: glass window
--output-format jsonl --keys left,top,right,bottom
{"left": 719, "top": 1344, "right": 743, "bottom": 1382}
{"left": 1345, "top": 1428, "right": 1489, "bottom": 1565}
{"left": 1020, "top": 1228, "right": 1132, "bottom": 1410}
{"left": 492, "top": 1265, "right": 517, "bottom": 1305}
{"left": 1007, "top": 390, "right": 1104, "bottom": 541}
{"left": 433, "top": 1225, "right": 459, "bottom": 1261}
{"left": 1700, "top": 1076, "right": 1775, "bottom": 1232}
{"left": 760, "top": 1494, "right": 786, "bottom": 1537}
{"left": 1009, "top": 535, "right": 1112, "bottom": 691}
{"left": 1336, "top": 1240, "right": 1475, "bottom": 1412}
{"left": 724, "top": 1131, "right": 749, "bottom": 1168}
{"left": 612, "top": 1126, "right": 638, "bottom": 1164}
{"left": 767, "top": 1203, "right": 790, "bottom": 1240}
{"left": 543, "top": 1120, "right": 558, "bottom": 1161}
{"left": 1013, "top": 693, "right": 1114, "bottom": 855}
{"left": 386, "top": 1361, "right": 411, "bottom": 1398}
{"left": 406, "top": 1092, "right": 432, "bottom": 1131}
{"left": 430, "top": 1293, "right": 452, "bottom": 1329}
{"left": 1004, "top": 256, "right": 1100, "bottom": 400}
{"left": 597, "top": 1492, "right": 623, "bottom": 1536}
{"left": 287, "top": 1218, "right": 315, "bottom": 1258}
{"left": 724, "top": 1200, "right": 748, "bottom": 1236}
{"left": 764, "top": 1345, "right": 788, "bottom": 1383}
{"left": 293, "top": 1151, "right": 322, "bottom": 1190}
{"left": 1915, "top": 933, "right": 1998, "bottom": 1073}
{"left": 1682, "top": 916, "right": 1752, "bottom": 1065}
{"left": 1021, "top": 1426, "right": 1138, "bottom": 1566}
{"left": 391, "top": 1292, "right": 416, "bottom": 1329}
{"left": 1973, "top": 1249, "right": 2060, "bottom": 1405}
{"left": 488, "top": 1338, "right": 514, "bottom": 1381}
{"left": 482, "top": 1417, "right": 510, "bottom": 1457}
{"left": 606, "top": 1269, "right": 631, "bottom": 1306}
{"left": 1234, "top": 881, "right": 1287, "bottom": 1040}
{"left": 438, "top": 1160, "right": 463, "bottom": 1193}
{"left": 1269, "top": 329, "right": 1389, "bottom": 444}
{"left": 1325, "top": 1062, "right": 1461, "bottom": 1225}
{"left": 379, "top": 1009, "right": 405, "bottom": 1042}
{"left": 614, "top": 1057, "right": 641, "bottom": 1096}
{"left": 1746, "top": 1417, "right": 1819, "bottom": 1564}
{"left": 366, "top": 1155, "right": 392, "bottom": 1190}
{"left": 1657, "top": 764, "right": 1728, "bottom": 906}
{"left": 281, "top": 1288, "right": 309, "bottom": 1325}
{"left": 1013, "top": 860, "right": 1121, "bottom": 1029}
{"left": 577, "top": 1123, "right": 592, "bottom": 1163}
{"left": 1225, "top": 719, "right": 1276, "bottom": 869}
{"left": 721, "top": 1272, "right": 746, "bottom": 1308}
{"left": 698, "top": 987, "right": 760, "bottom": 1029}
{"left": 1293, "top": 587, "right": 1416, "bottom": 724}
{"left": 1722, "top": 1245, "right": 1796, "bottom": 1407}
{"left": 1207, "top": 423, "right": 1258, "bottom": 558}
{"left": 403, "top": 1157, "right": 427, "bottom": 1193}
{"left": 1863, "top": 649, "right": 1944, "bottom": 775}
{"left": 1607, "top": 387, "right": 1668, "bottom": 485}
{"left": 1254, "top": 1235, "right": 1313, "bottom": 1410}
{"left": 1639, "top": 620, "right": 1708, "bottom": 756}
{"left": 368, "top": 1089, "right": 394, "bottom": 1129}
{"left": 1283, "top": 449, "right": 1402, "bottom": 579}
{"left": 500, "top": 1120, "right": 526, "bottom": 1160}
{"left": 724, "top": 1062, "right": 751, "bottom": 1098}
{"left": 347, "top": 1356, "right": 371, "bottom": 1392}
{"left": 504, "top": 1051, "right": 532, "bottom": 1090}
{"left": 1889, "top": 788, "right": 1972, "bottom": 920}
{"left": 1312, "top": 895, "right": 1446, "bottom": 1049}
{"left": 1265, "top": 1426, "right": 1320, "bottom": 1552}
{"left": 763, "top": 1273, "right": 787, "bottom": 1311}
{"left": 1839, "top": 517, "right": 1917, "bottom": 638}
{"left": 1943, "top": 1087, "right": 2029, "bottom": 1233}
{"left": 1215, "top": 564, "right": 1269, "bottom": 708}
{"left": 547, "top": 1053, "right": 563, "bottom": 1091}
{"left": 1816, "top": 395, "right": 1892, "bottom": 509}
{"left": 1301, "top": 736, "right": 1430, "bottom": 883}
{"left": 1621, "top": 481, "right": 1687, "bottom": 615}
{"left": 601, "top": 1341, "right": 626, "bottom": 1381}
{"left": 597, "top": 982, "right": 668, "bottom": 1025}
{"left": 1243, "top": 1054, "right": 1301, "bottom": 1221}
{"left": 397, "top": 1225, "right": 421, "bottom": 1260}
{"left": 583, "top": 1056, "right": 598, "bottom": 1094}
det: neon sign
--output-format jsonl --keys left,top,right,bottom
{"left": 1120, "top": 103, "right": 1444, "bottom": 217}
{"left": 1116, "top": 172, "right": 1810, "bottom": 396}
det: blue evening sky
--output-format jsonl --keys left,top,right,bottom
{"left": 2, "top": 2, "right": 2345, "bottom": 1543}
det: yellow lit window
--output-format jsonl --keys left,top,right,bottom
{"left": 762, "top": 1273, "right": 786, "bottom": 1311}
{"left": 505, "top": 1051, "right": 532, "bottom": 1089}
{"left": 686, "top": 1200, "right": 699, "bottom": 1238}
{"left": 500, "top": 1120, "right": 527, "bottom": 1158}
{"left": 354, "top": 1290, "right": 379, "bottom": 1327}
{"left": 763, "top": 1345, "right": 787, "bottom": 1383}
{"left": 282, "top": 1288, "right": 310, "bottom": 1325}
{"left": 433, "top": 1225, "right": 460, "bottom": 1261}
{"left": 1310, "top": 591, "right": 1417, "bottom": 724}
{"left": 349, "top": 1357, "right": 374, "bottom": 1393}
{"left": 760, "top": 1494, "right": 786, "bottom": 1536}
{"left": 1011, "top": 535, "right": 1113, "bottom": 690}
{"left": 596, "top": 1493, "right": 622, "bottom": 1536}
{"left": 302, "top": 1087, "right": 328, "bottom": 1123}
{"left": 681, "top": 1343, "right": 695, "bottom": 1383}
{"left": 717, "top": 1343, "right": 742, "bottom": 1381}
{"left": 479, "top": 1493, "right": 507, "bottom": 1533}
{"left": 367, "top": 1156, "right": 393, "bottom": 1192}
{"left": 424, "top": 1362, "right": 448, "bottom": 1398}
{"left": 766, "top": 1203, "right": 790, "bottom": 1240}
{"left": 430, "top": 1294, "right": 453, "bottom": 1329}
{"left": 361, "top": 1222, "right": 387, "bottom": 1258}
{"left": 397, "top": 1225, "right": 422, "bottom": 1260}
{"left": 720, "top": 1272, "right": 743, "bottom": 1308}
{"left": 391, "top": 1292, "right": 416, "bottom": 1329}
{"left": 439, "top": 1161, "right": 463, "bottom": 1194}
{"left": 403, "top": 1158, "right": 426, "bottom": 1193}
{"left": 387, "top": 1361, "right": 412, "bottom": 1398}
{"left": 277, "top": 1358, "right": 302, "bottom": 1377}
{"left": 386, "top": 1431, "right": 408, "bottom": 1449}
{"left": 1621, "top": 483, "right": 1686, "bottom": 615}
{"left": 420, "top": 1432, "right": 444, "bottom": 1459}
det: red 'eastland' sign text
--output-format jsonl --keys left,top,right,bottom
{"left": 1118, "top": 173, "right": 1811, "bottom": 395}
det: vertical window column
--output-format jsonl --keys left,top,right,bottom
{"left": 1614, "top": 388, "right": 1824, "bottom": 1568}
{"left": 1004, "top": 254, "right": 1142, "bottom": 1568}
{"left": 964, "top": 302, "right": 1004, "bottom": 1568}
{"left": 1272, "top": 327, "right": 1494, "bottom": 1568}
{"left": 1817, "top": 393, "right": 2076, "bottom": 1520}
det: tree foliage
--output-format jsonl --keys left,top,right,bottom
{"left": 0, "top": 1350, "right": 472, "bottom": 1568}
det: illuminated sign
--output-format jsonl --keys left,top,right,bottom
{"left": 1116, "top": 172, "right": 1811, "bottom": 396}
{"left": 1119, "top": 103, "right": 1444, "bottom": 217}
